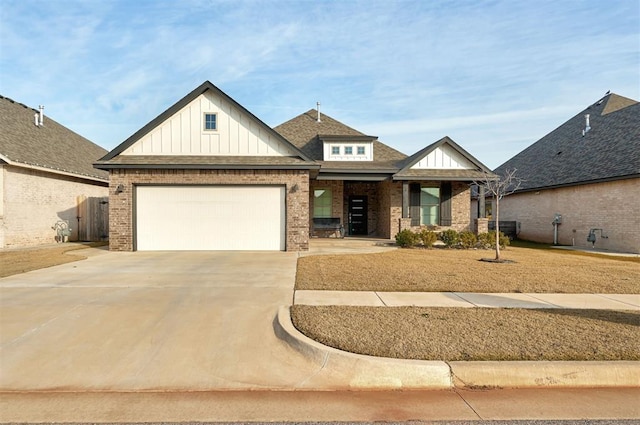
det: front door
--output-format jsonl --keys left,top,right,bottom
{"left": 348, "top": 196, "right": 368, "bottom": 235}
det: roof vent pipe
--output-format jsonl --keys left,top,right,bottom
{"left": 582, "top": 114, "right": 590, "bottom": 136}
{"left": 316, "top": 101, "right": 321, "bottom": 123}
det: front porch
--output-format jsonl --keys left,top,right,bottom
{"left": 309, "top": 179, "right": 473, "bottom": 240}
{"left": 302, "top": 236, "right": 397, "bottom": 257}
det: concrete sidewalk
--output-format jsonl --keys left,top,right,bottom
{"left": 294, "top": 290, "right": 640, "bottom": 309}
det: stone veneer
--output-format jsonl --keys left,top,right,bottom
{"left": 108, "top": 169, "right": 309, "bottom": 251}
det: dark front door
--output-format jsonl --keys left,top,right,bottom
{"left": 348, "top": 196, "right": 368, "bottom": 235}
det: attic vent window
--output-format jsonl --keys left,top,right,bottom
{"left": 204, "top": 113, "right": 217, "bottom": 131}
{"left": 331, "top": 146, "right": 340, "bottom": 155}
{"left": 345, "top": 146, "right": 353, "bottom": 155}
{"left": 357, "top": 146, "right": 365, "bottom": 155}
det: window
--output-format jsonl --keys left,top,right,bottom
{"left": 204, "top": 113, "right": 217, "bottom": 131}
{"left": 314, "top": 189, "right": 332, "bottom": 218}
{"left": 357, "top": 146, "right": 365, "bottom": 155}
{"left": 331, "top": 146, "right": 340, "bottom": 155}
{"left": 420, "top": 187, "right": 440, "bottom": 225}
{"left": 345, "top": 146, "right": 353, "bottom": 155}
{"left": 408, "top": 183, "right": 451, "bottom": 226}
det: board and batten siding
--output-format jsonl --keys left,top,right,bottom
{"left": 122, "top": 92, "right": 295, "bottom": 156}
{"left": 412, "top": 145, "right": 475, "bottom": 169}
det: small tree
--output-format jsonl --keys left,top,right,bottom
{"left": 474, "top": 169, "right": 522, "bottom": 261}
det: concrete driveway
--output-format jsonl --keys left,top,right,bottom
{"left": 0, "top": 247, "right": 334, "bottom": 391}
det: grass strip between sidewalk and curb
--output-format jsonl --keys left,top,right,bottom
{"left": 290, "top": 305, "right": 640, "bottom": 361}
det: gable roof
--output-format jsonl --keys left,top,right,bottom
{"left": 95, "top": 81, "right": 316, "bottom": 170}
{"left": 276, "top": 110, "right": 495, "bottom": 181}
{"left": 494, "top": 93, "right": 640, "bottom": 192}
{"left": 394, "top": 136, "right": 496, "bottom": 181}
{"left": 0, "top": 95, "right": 108, "bottom": 182}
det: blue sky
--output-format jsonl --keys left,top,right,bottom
{"left": 1, "top": 0, "right": 638, "bottom": 169}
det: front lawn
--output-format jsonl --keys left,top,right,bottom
{"left": 295, "top": 247, "right": 640, "bottom": 293}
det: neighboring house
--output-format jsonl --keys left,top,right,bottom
{"left": 0, "top": 95, "right": 109, "bottom": 248}
{"left": 95, "top": 81, "right": 494, "bottom": 252}
{"left": 494, "top": 93, "right": 640, "bottom": 254}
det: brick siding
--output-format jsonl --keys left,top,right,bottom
{"left": 498, "top": 178, "right": 639, "bottom": 253}
{"left": 0, "top": 165, "right": 108, "bottom": 248}
{"left": 107, "top": 168, "right": 309, "bottom": 251}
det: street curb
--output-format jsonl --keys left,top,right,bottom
{"left": 274, "top": 306, "right": 452, "bottom": 389}
{"left": 449, "top": 360, "right": 640, "bottom": 388}
{"left": 275, "top": 306, "right": 640, "bottom": 390}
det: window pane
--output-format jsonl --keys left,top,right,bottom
{"left": 345, "top": 146, "right": 353, "bottom": 155}
{"left": 331, "top": 146, "right": 340, "bottom": 155}
{"left": 204, "top": 113, "right": 217, "bottom": 130}
{"left": 357, "top": 146, "right": 365, "bottom": 155}
{"left": 314, "top": 189, "right": 332, "bottom": 218}
{"left": 420, "top": 187, "right": 440, "bottom": 225}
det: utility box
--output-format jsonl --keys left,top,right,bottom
{"left": 553, "top": 213, "right": 563, "bottom": 224}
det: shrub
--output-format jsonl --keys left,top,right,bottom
{"left": 396, "top": 229, "right": 419, "bottom": 248}
{"left": 477, "top": 231, "right": 510, "bottom": 249}
{"left": 418, "top": 229, "right": 437, "bottom": 248}
{"left": 459, "top": 231, "right": 478, "bottom": 249}
{"left": 440, "top": 229, "right": 460, "bottom": 248}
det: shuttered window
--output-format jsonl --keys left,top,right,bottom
{"left": 408, "top": 182, "right": 452, "bottom": 226}
{"left": 409, "top": 183, "right": 421, "bottom": 226}
{"left": 440, "top": 182, "right": 452, "bottom": 226}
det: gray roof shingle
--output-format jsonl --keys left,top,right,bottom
{"left": 0, "top": 95, "right": 108, "bottom": 181}
{"left": 274, "top": 109, "right": 407, "bottom": 164}
{"left": 494, "top": 93, "right": 640, "bottom": 191}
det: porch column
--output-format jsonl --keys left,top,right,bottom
{"left": 478, "top": 185, "right": 486, "bottom": 218}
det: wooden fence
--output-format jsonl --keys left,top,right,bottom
{"left": 76, "top": 196, "right": 109, "bottom": 242}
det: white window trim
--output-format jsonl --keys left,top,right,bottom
{"left": 203, "top": 112, "right": 218, "bottom": 131}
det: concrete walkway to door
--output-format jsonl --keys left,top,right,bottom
{"left": 0, "top": 247, "right": 371, "bottom": 391}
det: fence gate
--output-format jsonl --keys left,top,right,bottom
{"left": 76, "top": 195, "right": 109, "bottom": 242}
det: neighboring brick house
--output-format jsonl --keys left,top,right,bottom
{"left": 494, "top": 93, "right": 639, "bottom": 254}
{"left": 0, "top": 95, "right": 109, "bottom": 248}
{"left": 95, "top": 81, "right": 495, "bottom": 251}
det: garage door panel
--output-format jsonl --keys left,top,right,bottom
{"left": 136, "top": 186, "right": 285, "bottom": 251}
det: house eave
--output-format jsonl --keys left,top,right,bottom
{"left": 513, "top": 173, "right": 640, "bottom": 194}
{"left": 393, "top": 175, "right": 485, "bottom": 182}
{"left": 5, "top": 159, "right": 109, "bottom": 184}
{"left": 317, "top": 173, "right": 391, "bottom": 181}
{"left": 94, "top": 162, "right": 320, "bottom": 171}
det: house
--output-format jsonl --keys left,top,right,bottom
{"left": 274, "top": 110, "right": 495, "bottom": 239}
{"left": 95, "top": 81, "right": 495, "bottom": 251}
{"left": 0, "top": 95, "right": 109, "bottom": 248}
{"left": 494, "top": 93, "right": 640, "bottom": 253}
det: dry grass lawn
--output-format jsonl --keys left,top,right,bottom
{"left": 0, "top": 243, "right": 104, "bottom": 278}
{"left": 294, "top": 245, "right": 639, "bottom": 360}
{"left": 291, "top": 305, "right": 640, "bottom": 361}
{"left": 296, "top": 247, "right": 640, "bottom": 293}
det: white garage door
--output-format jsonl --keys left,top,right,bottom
{"left": 136, "top": 186, "right": 285, "bottom": 251}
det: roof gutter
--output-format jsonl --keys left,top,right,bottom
{"left": 94, "top": 162, "right": 320, "bottom": 171}
{"left": 6, "top": 160, "right": 109, "bottom": 184}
